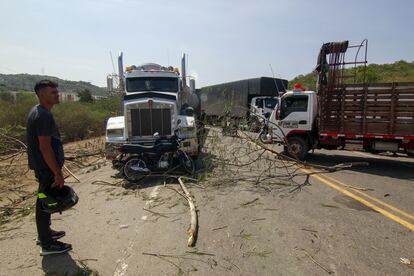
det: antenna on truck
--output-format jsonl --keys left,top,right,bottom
{"left": 269, "top": 64, "right": 286, "bottom": 93}
{"left": 118, "top": 52, "right": 124, "bottom": 92}
{"left": 109, "top": 51, "right": 119, "bottom": 88}
{"left": 110, "top": 51, "right": 116, "bottom": 75}
{"left": 181, "top": 53, "right": 187, "bottom": 88}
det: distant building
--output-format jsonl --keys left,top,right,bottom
{"left": 92, "top": 95, "right": 107, "bottom": 100}
{"left": 59, "top": 92, "right": 79, "bottom": 102}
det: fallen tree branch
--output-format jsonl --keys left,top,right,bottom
{"left": 178, "top": 177, "right": 198, "bottom": 247}
{"left": 0, "top": 150, "right": 25, "bottom": 161}
{"left": 295, "top": 247, "right": 334, "bottom": 274}
{"left": 91, "top": 180, "right": 123, "bottom": 187}
{"left": 342, "top": 184, "right": 374, "bottom": 191}
{"left": 63, "top": 165, "right": 80, "bottom": 183}
{"left": 0, "top": 133, "right": 27, "bottom": 149}
{"left": 241, "top": 198, "right": 259, "bottom": 206}
{"left": 163, "top": 186, "right": 188, "bottom": 201}
{"left": 142, "top": 208, "right": 169, "bottom": 218}
{"left": 238, "top": 130, "right": 369, "bottom": 172}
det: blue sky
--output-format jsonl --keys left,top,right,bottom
{"left": 1, "top": 0, "right": 413, "bottom": 88}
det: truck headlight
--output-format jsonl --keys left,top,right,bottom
{"left": 180, "top": 127, "right": 195, "bottom": 132}
{"left": 107, "top": 129, "right": 124, "bottom": 137}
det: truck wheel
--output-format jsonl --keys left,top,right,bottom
{"left": 285, "top": 136, "right": 308, "bottom": 160}
{"left": 258, "top": 129, "right": 271, "bottom": 143}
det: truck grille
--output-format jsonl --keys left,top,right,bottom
{"left": 130, "top": 108, "right": 171, "bottom": 136}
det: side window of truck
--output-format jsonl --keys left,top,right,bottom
{"left": 255, "top": 98, "right": 264, "bottom": 108}
{"left": 280, "top": 95, "right": 308, "bottom": 119}
{"left": 265, "top": 98, "right": 278, "bottom": 109}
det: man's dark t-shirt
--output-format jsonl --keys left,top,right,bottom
{"left": 26, "top": 105, "right": 64, "bottom": 171}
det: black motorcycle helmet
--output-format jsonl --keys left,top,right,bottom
{"left": 38, "top": 185, "right": 79, "bottom": 214}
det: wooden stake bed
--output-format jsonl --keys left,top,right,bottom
{"left": 319, "top": 82, "right": 414, "bottom": 137}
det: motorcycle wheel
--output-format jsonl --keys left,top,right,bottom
{"left": 179, "top": 151, "right": 195, "bottom": 175}
{"left": 123, "top": 157, "right": 149, "bottom": 182}
{"left": 257, "top": 129, "right": 270, "bottom": 143}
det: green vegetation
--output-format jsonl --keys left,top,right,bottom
{"left": 289, "top": 60, "right": 414, "bottom": 91}
{"left": 0, "top": 94, "right": 121, "bottom": 147}
{"left": 77, "top": 88, "right": 94, "bottom": 103}
{"left": 0, "top": 73, "right": 106, "bottom": 96}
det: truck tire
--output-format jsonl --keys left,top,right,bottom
{"left": 285, "top": 136, "right": 308, "bottom": 160}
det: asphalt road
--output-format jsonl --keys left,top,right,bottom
{"left": 0, "top": 128, "right": 413, "bottom": 275}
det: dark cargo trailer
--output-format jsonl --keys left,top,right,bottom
{"left": 197, "top": 77, "right": 287, "bottom": 118}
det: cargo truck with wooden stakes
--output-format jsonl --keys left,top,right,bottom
{"left": 267, "top": 40, "right": 414, "bottom": 160}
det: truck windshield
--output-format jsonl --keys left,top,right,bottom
{"left": 264, "top": 98, "right": 278, "bottom": 109}
{"left": 280, "top": 95, "right": 308, "bottom": 119}
{"left": 126, "top": 77, "right": 178, "bottom": 92}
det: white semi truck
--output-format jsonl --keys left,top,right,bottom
{"left": 105, "top": 53, "right": 199, "bottom": 165}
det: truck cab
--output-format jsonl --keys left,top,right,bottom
{"left": 123, "top": 64, "right": 181, "bottom": 141}
{"left": 250, "top": 96, "right": 279, "bottom": 121}
{"left": 269, "top": 88, "right": 318, "bottom": 159}
{"left": 105, "top": 54, "right": 199, "bottom": 160}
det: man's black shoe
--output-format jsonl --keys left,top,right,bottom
{"left": 36, "top": 230, "right": 66, "bottom": 245}
{"left": 50, "top": 230, "right": 66, "bottom": 239}
{"left": 40, "top": 241, "right": 72, "bottom": 256}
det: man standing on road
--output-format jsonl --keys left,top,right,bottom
{"left": 26, "top": 80, "right": 72, "bottom": 256}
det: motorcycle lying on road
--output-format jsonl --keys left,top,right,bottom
{"left": 115, "top": 124, "right": 195, "bottom": 182}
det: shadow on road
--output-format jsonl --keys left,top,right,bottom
{"left": 42, "top": 252, "right": 89, "bottom": 275}
{"left": 306, "top": 151, "right": 414, "bottom": 181}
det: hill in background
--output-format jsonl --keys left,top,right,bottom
{"left": 1, "top": 60, "right": 414, "bottom": 95}
{"left": 289, "top": 60, "right": 414, "bottom": 91}
{"left": 0, "top": 74, "right": 107, "bottom": 96}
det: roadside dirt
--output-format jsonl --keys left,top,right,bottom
{"left": 0, "top": 137, "right": 105, "bottom": 225}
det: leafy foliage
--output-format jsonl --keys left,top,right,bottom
{"left": 289, "top": 60, "right": 414, "bottom": 91}
{"left": 77, "top": 89, "right": 94, "bottom": 103}
{"left": 0, "top": 92, "right": 14, "bottom": 102}
{"left": 0, "top": 95, "right": 121, "bottom": 143}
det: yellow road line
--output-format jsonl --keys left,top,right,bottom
{"left": 321, "top": 173, "right": 414, "bottom": 222}
{"left": 302, "top": 168, "right": 414, "bottom": 231}
{"left": 242, "top": 132, "right": 414, "bottom": 231}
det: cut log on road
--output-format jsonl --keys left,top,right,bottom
{"left": 178, "top": 177, "right": 198, "bottom": 247}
